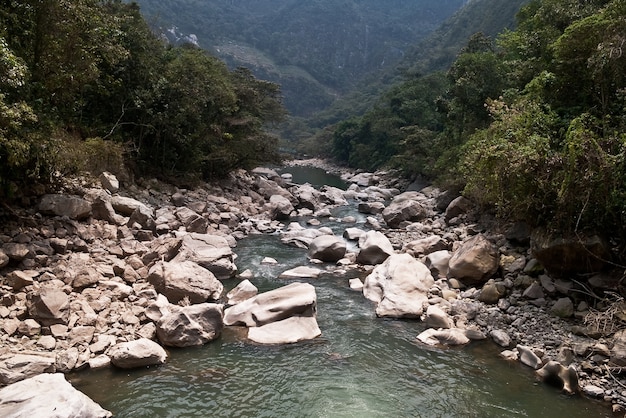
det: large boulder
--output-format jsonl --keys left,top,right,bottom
{"left": 356, "top": 230, "right": 395, "bottom": 265}
{"left": 320, "top": 185, "right": 348, "bottom": 206}
{"left": 38, "top": 194, "right": 92, "bottom": 220}
{"left": 27, "top": 288, "right": 70, "bottom": 326}
{"left": 173, "top": 233, "right": 237, "bottom": 279}
{"left": 110, "top": 195, "right": 152, "bottom": 216}
{"left": 444, "top": 196, "right": 472, "bottom": 221}
{"left": 175, "top": 207, "right": 208, "bottom": 234}
{"left": 127, "top": 204, "right": 156, "bottom": 232}
{"left": 0, "top": 353, "right": 56, "bottom": 385}
{"left": 227, "top": 279, "right": 258, "bottom": 305}
{"left": 223, "top": 282, "right": 317, "bottom": 327}
{"left": 293, "top": 184, "right": 321, "bottom": 211}
{"left": 530, "top": 228, "right": 611, "bottom": 275}
{"left": 308, "top": 235, "right": 346, "bottom": 262}
{"left": 148, "top": 260, "right": 223, "bottom": 304}
{"left": 416, "top": 328, "right": 470, "bottom": 346}
{"left": 403, "top": 236, "right": 448, "bottom": 257}
{"left": 448, "top": 234, "right": 499, "bottom": 285}
{"left": 363, "top": 253, "right": 434, "bottom": 318}
{"left": 267, "top": 194, "right": 294, "bottom": 221}
{"left": 108, "top": 338, "right": 167, "bottom": 369}
{"left": 156, "top": 303, "right": 224, "bottom": 347}
{"left": 99, "top": 171, "right": 119, "bottom": 193}
{"left": 248, "top": 315, "right": 321, "bottom": 344}
{"left": 0, "top": 373, "right": 112, "bottom": 417}
{"left": 91, "top": 194, "right": 118, "bottom": 224}
{"left": 382, "top": 192, "right": 428, "bottom": 228}
{"left": 280, "top": 225, "right": 326, "bottom": 249}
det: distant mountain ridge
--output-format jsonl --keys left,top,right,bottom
{"left": 130, "top": 0, "right": 466, "bottom": 116}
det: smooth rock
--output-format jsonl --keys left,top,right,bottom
{"left": 108, "top": 338, "right": 167, "bottom": 369}
{"left": 278, "top": 266, "right": 323, "bottom": 279}
{"left": 356, "top": 230, "right": 395, "bottom": 265}
{"left": 224, "top": 282, "right": 317, "bottom": 327}
{"left": 536, "top": 360, "right": 579, "bottom": 394}
{"left": 448, "top": 234, "right": 499, "bottom": 285}
{"left": 0, "top": 373, "right": 111, "bottom": 417}
{"left": 308, "top": 235, "right": 346, "bottom": 262}
{"left": 227, "top": 279, "right": 258, "bottom": 305}
{"left": 417, "top": 328, "right": 470, "bottom": 346}
{"left": 363, "top": 253, "right": 434, "bottom": 318}
{"left": 248, "top": 315, "right": 321, "bottom": 345}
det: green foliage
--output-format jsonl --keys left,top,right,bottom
{"left": 0, "top": 36, "right": 53, "bottom": 194}
{"left": 460, "top": 0, "right": 626, "bottom": 240}
{"left": 461, "top": 99, "right": 560, "bottom": 222}
{"left": 330, "top": 72, "right": 448, "bottom": 173}
{"left": 0, "top": 0, "right": 286, "bottom": 193}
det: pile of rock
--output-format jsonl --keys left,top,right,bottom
{"left": 0, "top": 159, "right": 625, "bottom": 414}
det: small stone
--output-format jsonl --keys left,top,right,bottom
{"left": 583, "top": 385, "right": 605, "bottom": 398}
{"left": 89, "top": 355, "right": 111, "bottom": 370}
{"left": 349, "top": 278, "right": 364, "bottom": 291}
{"left": 551, "top": 297, "right": 574, "bottom": 318}
{"left": 37, "top": 335, "right": 57, "bottom": 350}
{"left": 18, "top": 319, "right": 41, "bottom": 336}
{"left": 490, "top": 329, "right": 511, "bottom": 348}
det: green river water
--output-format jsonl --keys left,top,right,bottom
{"left": 72, "top": 166, "right": 611, "bottom": 417}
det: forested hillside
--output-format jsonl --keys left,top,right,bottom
{"left": 0, "top": 0, "right": 285, "bottom": 196}
{"left": 328, "top": 0, "right": 626, "bottom": 247}
{"left": 131, "top": 0, "right": 465, "bottom": 116}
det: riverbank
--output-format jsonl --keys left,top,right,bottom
{"left": 0, "top": 160, "right": 624, "bottom": 415}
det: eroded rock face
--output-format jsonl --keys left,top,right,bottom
{"left": 156, "top": 303, "right": 224, "bottom": 347}
{"left": 448, "top": 234, "right": 499, "bottom": 285}
{"left": 0, "top": 373, "right": 112, "bottom": 418}
{"left": 147, "top": 260, "right": 223, "bottom": 304}
{"left": 108, "top": 338, "right": 167, "bottom": 369}
{"left": 363, "top": 253, "right": 434, "bottom": 318}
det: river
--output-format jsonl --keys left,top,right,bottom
{"left": 72, "top": 166, "right": 610, "bottom": 417}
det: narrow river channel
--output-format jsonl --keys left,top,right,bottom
{"left": 72, "top": 166, "right": 611, "bottom": 417}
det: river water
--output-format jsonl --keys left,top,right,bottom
{"left": 73, "top": 166, "right": 610, "bottom": 417}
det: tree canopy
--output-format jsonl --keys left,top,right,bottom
{"left": 321, "top": 0, "right": 626, "bottom": 247}
{"left": 0, "top": 0, "right": 285, "bottom": 195}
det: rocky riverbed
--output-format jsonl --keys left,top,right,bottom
{"left": 0, "top": 159, "right": 625, "bottom": 416}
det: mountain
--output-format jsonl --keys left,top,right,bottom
{"left": 302, "top": 0, "right": 530, "bottom": 130}
{"left": 129, "top": 0, "right": 466, "bottom": 116}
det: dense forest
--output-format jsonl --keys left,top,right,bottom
{"left": 131, "top": 0, "right": 466, "bottom": 117}
{"left": 328, "top": 0, "right": 626, "bottom": 246}
{"left": 0, "top": 0, "right": 285, "bottom": 194}
{"left": 2, "top": 0, "right": 626, "bottom": 252}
